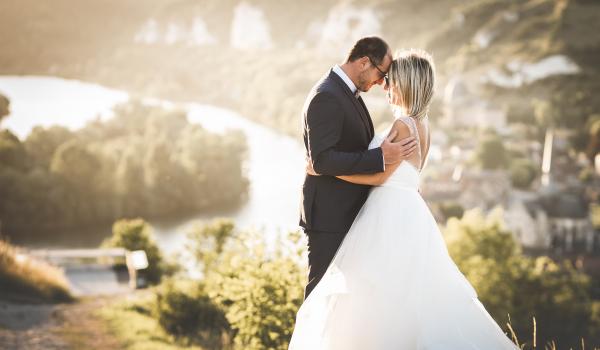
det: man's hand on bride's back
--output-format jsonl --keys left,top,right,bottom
{"left": 381, "top": 130, "right": 417, "bottom": 165}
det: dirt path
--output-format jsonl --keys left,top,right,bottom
{"left": 0, "top": 296, "right": 123, "bottom": 350}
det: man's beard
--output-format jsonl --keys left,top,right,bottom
{"left": 356, "top": 71, "right": 371, "bottom": 92}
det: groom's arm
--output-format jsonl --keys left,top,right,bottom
{"left": 335, "top": 120, "right": 412, "bottom": 186}
{"left": 306, "top": 92, "right": 384, "bottom": 177}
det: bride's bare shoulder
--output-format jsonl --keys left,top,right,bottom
{"left": 388, "top": 118, "right": 412, "bottom": 143}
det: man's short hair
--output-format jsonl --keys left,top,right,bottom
{"left": 346, "top": 36, "right": 390, "bottom": 65}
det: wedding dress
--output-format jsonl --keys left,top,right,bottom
{"left": 289, "top": 116, "right": 518, "bottom": 350}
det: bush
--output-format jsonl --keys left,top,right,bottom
{"left": 203, "top": 230, "right": 306, "bottom": 350}
{"left": 0, "top": 239, "right": 73, "bottom": 302}
{"left": 444, "top": 208, "right": 595, "bottom": 348}
{"left": 185, "top": 219, "right": 306, "bottom": 350}
{"left": 438, "top": 201, "right": 465, "bottom": 220}
{"left": 102, "top": 218, "right": 170, "bottom": 285}
{"left": 510, "top": 158, "right": 538, "bottom": 189}
{"left": 474, "top": 133, "right": 509, "bottom": 170}
{"left": 186, "top": 218, "right": 236, "bottom": 277}
{"left": 154, "top": 279, "right": 231, "bottom": 348}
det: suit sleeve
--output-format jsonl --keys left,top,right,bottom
{"left": 306, "top": 92, "right": 384, "bottom": 176}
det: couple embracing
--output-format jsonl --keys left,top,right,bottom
{"left": 290, "top": 37, "right": 518, "bottom": 349}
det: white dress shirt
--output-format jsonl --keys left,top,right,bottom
{"left": 333, "top": 65, "right": 359, "bottom": 98}
{"left": 332, "top": 65, "right": 385, "bottom": 170}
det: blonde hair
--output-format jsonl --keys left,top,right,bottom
{"left": 388, "top": 49, "right": 435, "bottom": 121}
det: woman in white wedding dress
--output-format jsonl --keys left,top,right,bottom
{"left": 289, "top": 49, "right": 518, "bottom": 350}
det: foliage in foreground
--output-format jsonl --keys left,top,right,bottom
{"left": 104, "top": 215, "right": 599, "bottom": 349}
{"left": 445, "top": 208, "right": 600, "bottom": 348}
{"left": 164, "top": 219, "right": 305, "bottom": 349}
{"left": 0, "top": 239, "right": 72, "bottom": 302}
{"left": 202, "top": 229, "right": 306, "bottom": 350}
{"left": 98, "top": 294, "right": 206, "bottom": 350}
{"left": 154, "top": 279, "right": 232, "bottom": 349}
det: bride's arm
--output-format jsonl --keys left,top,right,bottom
{"left": 336, "top": 120, "right": 412, "bottom": 186}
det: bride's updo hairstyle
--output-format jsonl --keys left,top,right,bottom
{"left": 388, "top": 49, "right": 435, "bottom": 121}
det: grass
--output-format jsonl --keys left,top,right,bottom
{"left": 97, "top": 292, "right": 207, "bottom": 350}
{"left": 506, "top": 316, "right": 600, "bottom": 350}
{"left": 0, "top": 238, "right": 73, "bottom": 303}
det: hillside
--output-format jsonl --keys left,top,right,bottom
{"left": 426, "top": 0, "right": 600, "bottom": 155}
{"left": 0, "top": 0, "right": 475, "bottom": 135}
{"left": 0, "top": 0, "right": 597, "bottom": 143}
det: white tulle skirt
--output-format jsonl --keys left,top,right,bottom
{"left": 289, "top": 182, "right": 518, "bottom": 350}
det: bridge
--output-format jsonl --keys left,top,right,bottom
{"left": 27, "top": 248, "right": 148, "bottom": 296}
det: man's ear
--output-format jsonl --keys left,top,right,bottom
{"left": 358, "top": 56, "right": 370, "bottom": 70}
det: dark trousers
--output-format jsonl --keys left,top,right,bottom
{"left": 303, "top": 229, "right": 346, "bottom": 300}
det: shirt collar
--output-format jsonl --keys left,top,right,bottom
{"left": 333, "top": 65, "right": 359, "bottom": 97}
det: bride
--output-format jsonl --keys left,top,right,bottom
{"left": 289, "top": 49, "right": 518, "bottom": 350}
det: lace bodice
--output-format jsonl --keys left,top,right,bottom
{"left": 368, "top": 115, "right": 429, "bottom": 189}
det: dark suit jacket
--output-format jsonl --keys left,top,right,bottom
{"left": 299, "top": 69, "right": 384, "bottom": 234}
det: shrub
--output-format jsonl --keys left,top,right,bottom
{"left": 438, "top": 201, "right": 465, "bottom": 220}
{"left": 444, "top": 208, "right": 595, "bottom": 347}
{"left": 0, "top": 239, "right": 72, "bottom": 302}
{"left": 204, "top": 230, "right": 306, "bottom": 350}
{"left": 154, "top": 279, "right": 232, "bottom": 348}
{"left": 474, "top": 133, "right": 509, "bottom": 170}
{"left": 102, "top": 218, "right": 169, "bottom": 284}
{"left": 186, "top": 219, "right": 306, "bottom": 350}
{"left": 510, "top": 158, "right": 538, "bottom": 189}
{"left": 186, "top": 218, "right": 236, "bottom": 276}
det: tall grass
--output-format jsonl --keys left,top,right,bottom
{"left": 0, "top": 239, "right": 73, "bottom": 302}
{"left": 507, "top": 316, "right": 600, "bottom": 350}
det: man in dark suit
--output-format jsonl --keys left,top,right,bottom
{"left": 299, "top": 36, "right": 417, "bottom": 299}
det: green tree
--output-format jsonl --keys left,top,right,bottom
{"left": 187, "top": 220, "right": 306, "bottom": 350}
{"left": 204, "top": 230, "right": 306, "bottom": 350}
{"left": 474, "top": 133, "right": 509, "bottom": 170}
{"left": 0, "top": 100, "right": 249, "bottom": 239}
{"left": 102, "top": 218, "right": 165, "bottom": 284}
{"left": 50, "top": 139, "right": 103, "bottom": 224}
{"left": 50, "top": 139, "right": 101, "bottom": 189}
{"left": 509, "top": 158, "right": 538, "bottom": 189}
{"left": 444, "top": 208, "right": 594, "bottom": 347}
{"left": 24, "top": 126, "right": 75, "bottom": 168}
{"left": 114, "top": 150, "right": 148, "bottom": 218}
{"left": 153, "top": 279, "right": 232, "bottom": 348}
{"left": 143, "top": 139, "right": 189, "bottom": 216}
{"left": 0, "top": 130, "right": 29, "bottom": 171}
{"left": 438, "top": 201, "right": 464, "bottom": 220}
{"left": 186, "top": 218, "right": 236, "bottom": 276}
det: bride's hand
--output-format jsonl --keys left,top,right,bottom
{"left": 306, "top": 157, "right": 320, "bottom": 176}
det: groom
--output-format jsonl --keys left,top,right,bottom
{"left": 300, "top": 36, "right": 417, "bottom": 299}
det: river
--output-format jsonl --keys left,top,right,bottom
{"left": 0, "top": 76, "right": 305, "bottom": 259}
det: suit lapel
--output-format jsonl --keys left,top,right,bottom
{"left": 329, "top": 71, "right": 373, "bottom": 139}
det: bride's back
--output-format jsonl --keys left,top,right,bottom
{"left": 391, "top": 115, "right": 429, "bottom": 173}
{"left": 367, "top": 116, "right": 429, "bottom": 190}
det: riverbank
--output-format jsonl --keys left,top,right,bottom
{"left": 0, "top": 76, "right": 304, "bottom": 257}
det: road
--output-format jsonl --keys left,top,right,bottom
{"left": 0, "top": 296, "right": 123, "bottom": 350}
